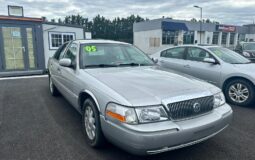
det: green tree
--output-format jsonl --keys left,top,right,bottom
{"left": 54, "top": 14, "right": 147, "bottom": 43}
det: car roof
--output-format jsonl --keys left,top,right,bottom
{"left": 166, "top": 44, "right": 220, "bottom": 48}
{"left": 73, "top": 39, "right": 131, "bottom": 45}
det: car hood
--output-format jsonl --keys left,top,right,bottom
{"left": 85, "top": 66, "right": 219, "bottom": 106}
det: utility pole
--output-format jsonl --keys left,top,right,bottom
{"left": 194, "top": 5, "right": 203, "bottom": 44}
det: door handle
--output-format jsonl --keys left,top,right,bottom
{"left": 184, "top": 65, "right": 190, "bottom": 68}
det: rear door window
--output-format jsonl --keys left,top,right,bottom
{"left": 160, "top": 47, "right": 186, "bottom": 59}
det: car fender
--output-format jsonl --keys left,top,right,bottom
{"left": 221, "top": 73, "right": 255, "bottom": 88}
{"left": 79, "top": 89, "right": 100, "bottom": 112}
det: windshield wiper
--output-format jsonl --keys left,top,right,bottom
{"left": 84, "top": 64, "right": 118, "bottom": 68}
{"left": 118, "top": 62, "right": 153, "bottom": 66}
{"left": 84, "top": 63, "right": 153, "bottom": 68}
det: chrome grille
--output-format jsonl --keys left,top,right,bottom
{"left": 167, "top": 96, "right": 214, "bottom": 120}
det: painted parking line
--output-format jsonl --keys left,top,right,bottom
{"left": 0, "top": 75, "right": 48, "bottom": 81}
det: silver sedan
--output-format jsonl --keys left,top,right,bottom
{"left": 48, "top": 40, "right": 232, "bottom": 155}
{"left": 151, "top": 45, "right": 255, "bottom": 106}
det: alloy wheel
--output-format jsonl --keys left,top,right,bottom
{"left": 84, "top": 106, "right": 96, "bottom": 140}
{"left": 228, "top": 83, "right": 249, "bottom": 103}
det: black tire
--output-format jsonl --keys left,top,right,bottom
{"left": 82, "top": 98, "right": 105, "bottom": 147}
{"left": 224, "top": 79, "right": 254, "bottom": 106}
{"left": 49, "top": 75, "right": 60, "bottom": 96}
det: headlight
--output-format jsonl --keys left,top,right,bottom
{"left": 243, "top": 51, "right": 251, "bottom": 57}
{"left": 106, "top": 103, "right": 138, "bottom": 124}
{"left": 214, "top": 92, "right": 225, "bottom": 108}
{"left": 135, "top": 106, "right": 168, "bottom": 123}
{"left": 106, "top": 103, "right": 169, "bottom": 124}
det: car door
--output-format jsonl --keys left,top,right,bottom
{"left": 49, "top": 43, "right": 69, "bottom": 88}
{"left": 58, "top": 42, "right": 79, "bottom": 108}
{"left": 158, "top": 47, "right": 188, "bottom": 73}
{"left": 185, "top": 47, "right": 221, "bottom": 86}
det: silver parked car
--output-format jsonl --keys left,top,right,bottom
{"left": 151, "top": 45, "right": 255, "bottom": 106}
{"left": 48, "top": 40, "right": 232, "bottom": 155}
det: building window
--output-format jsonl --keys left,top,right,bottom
{"left": 229, "top": 33, "right": 235, "bottom": 45}
{"left": 212, "top": 32, "right": 219, "bottom": 45}
{"left": 238, "top": 34, "right": 245, "bottom": 42}
{"left": 162, "top": 31, "right": 178, "bottom": 45}
{"left": 183, "top": 31, "right": 194, "bottom": 44}
{"left": 221, "top": 32, "right": 228, "bottom": 45}
{"left": 49, "top": 32, "right": 75, "bottom": 49}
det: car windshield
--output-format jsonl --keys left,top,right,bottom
{"left": 243, "top": 43, "right": 255, "bottom": 50}
{"left": 80, "top": 43, "right": 154, "bottom": 68}
{"left": 208, "top": 47, "right": 251, "bottom": 64}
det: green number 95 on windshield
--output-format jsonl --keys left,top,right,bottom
{"left": 85, "top": 46, "right": 97, "bottom": 52}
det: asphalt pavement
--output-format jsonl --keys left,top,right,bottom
{"left": 0, "top": 76, "right": 255, "bottom": 160}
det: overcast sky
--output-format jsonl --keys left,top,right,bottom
{"left": 1, "top": 0, "right": 255, "bottom": 25}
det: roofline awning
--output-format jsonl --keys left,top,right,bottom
{"left": 162, "top": 21, "right": 188, "bottom": 31}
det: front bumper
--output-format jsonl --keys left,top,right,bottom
{"left": 101, "top": 103, "right": 233, "bottom": 155}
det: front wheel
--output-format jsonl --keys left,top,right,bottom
{"left": 82, "top": 98, "right": 105, "bottom": 147}
{"left": 224, "top": 79, "right": 254, "bottom": 106}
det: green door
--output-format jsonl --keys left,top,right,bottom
{"left": 0, "top": 25, "right": 36, "bottom": 71}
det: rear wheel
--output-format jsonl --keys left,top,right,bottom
{"left": 224, "top": 79, "right": 254, "bottom": 106}
{"left": 82, "top": 98, "right": 105, "bottom": 147}
{"left": 49, "top": 75, "right": 59, "bottom": 96}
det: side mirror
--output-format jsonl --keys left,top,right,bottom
{"left": 203, "top": 58, "right": 217, "bottom": 64}
{"left": 59, "top": 58, "right": 72, "bottom": 67}
{"left": 151, "top": 58, "right": 158, "bottom": 64}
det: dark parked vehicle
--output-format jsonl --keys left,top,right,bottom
{"left": 235, "top": 42, "right": 255, "bottom": 62}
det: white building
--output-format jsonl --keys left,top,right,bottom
{"left": 43, "top": 22, "right": 85, "bottom": 67}
{"left": 0, "top": 15, "right": 90, "bottom": 77}
{"left": 133, "top": 18, "right": 255, "bottom": 54}
{"left": 0, "top": 6, "right": 92, "bottom": 77}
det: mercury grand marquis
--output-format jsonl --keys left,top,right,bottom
{"left": 47, "top": 40, "right": 233, "bottom": 155}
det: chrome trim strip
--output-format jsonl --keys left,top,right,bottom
{"left": 147, "top": 125, "right": 229, "bottom": 155}
{"left": 162, "top": 91, "right": 212, "bottom": 106}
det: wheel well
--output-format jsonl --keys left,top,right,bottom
{"left": 223, "top": 77, "right": 254, "bottom": 90}
{"left": 79, "top": 92, "right": 93, "bottom": 111}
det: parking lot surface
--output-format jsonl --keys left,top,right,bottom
{"left": 0, "top": 76, "right": 255, "bottom": 160}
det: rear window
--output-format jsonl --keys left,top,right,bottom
{"left": 160, "top": 47, "right": 185, "bottom": 59}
